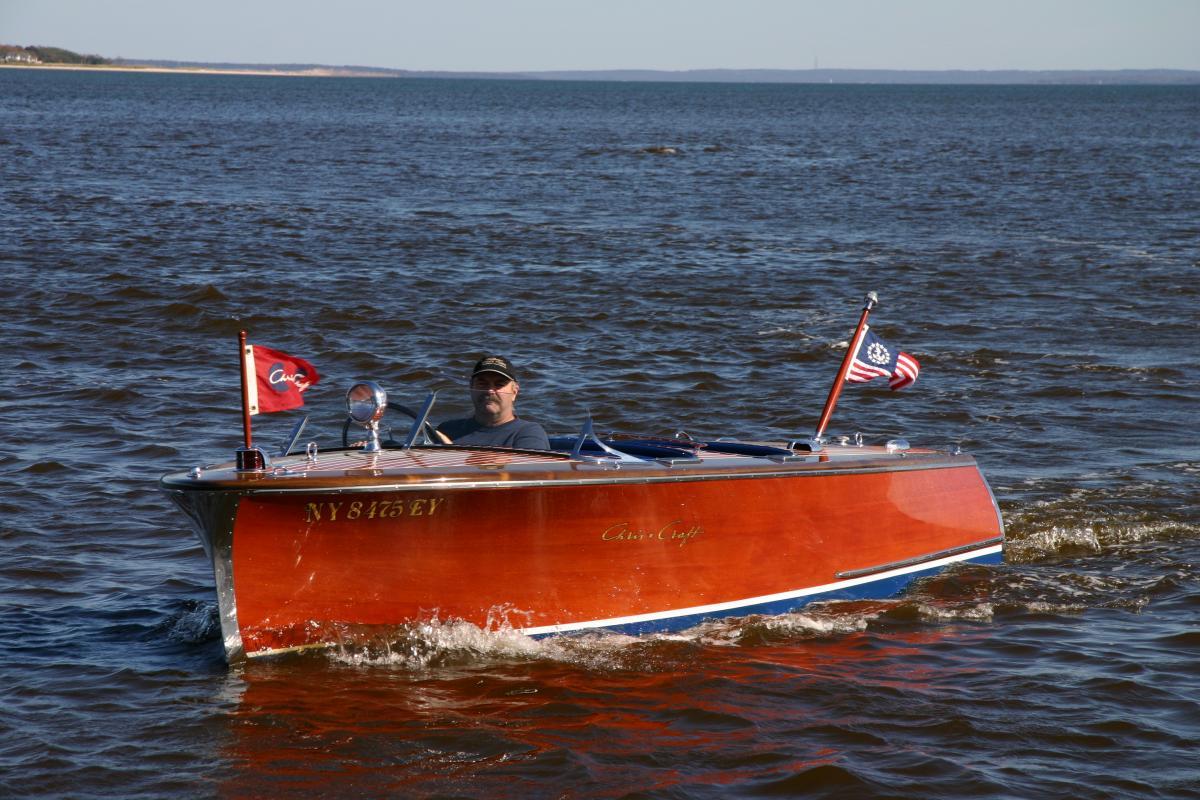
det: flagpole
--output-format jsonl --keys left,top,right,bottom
{"left": 814, "top": 292, "right": 877, "bottom": 440}
{"left": 235, "top": 331, "right": 268, "bottom": 470}
{"left": 238, "top": 330, "right": 254, "bottom": 450}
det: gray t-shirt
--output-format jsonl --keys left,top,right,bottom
{"left": 437, "top": 417, "right": 551, "bottom": 450}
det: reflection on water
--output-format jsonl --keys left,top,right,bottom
{"left": 223, "top": 624, "right": 974, "bottom": 797}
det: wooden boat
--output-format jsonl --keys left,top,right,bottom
{"left": 160, "top": 297, "right": 1004, "bottom": 661}
{"left": 161, "top": 417, "right": 1003, "bottom": 662}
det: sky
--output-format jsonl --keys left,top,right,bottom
{"left": 3, "top": 0, "right": 1199, "bottom": 73}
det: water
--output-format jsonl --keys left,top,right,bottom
{"left": 1, "top": 69, "right": 1198, "bottom": 798}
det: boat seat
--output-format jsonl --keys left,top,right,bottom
{"left": 547, "top": 436, "right": 700, "bottom": 461}
{"left": 700, "top": 441, "right": 797, "bottom": 457}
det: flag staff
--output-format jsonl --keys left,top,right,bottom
{"left": 238, "top": 330, "right": 254, "bottom": 450}
{"left": 235, "top": 330, "right": 267, "bottom": 470}
{"left": 814, "top": 292, "right": 877, "bottom": 440}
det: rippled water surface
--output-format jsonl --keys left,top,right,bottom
{"left": 1, "top": 70, "right": 1198, "bottom": 798}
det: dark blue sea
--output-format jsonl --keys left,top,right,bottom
{"left": 1, "top": 69, "right": 1198, "bottom": 798}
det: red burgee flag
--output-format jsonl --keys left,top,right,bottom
{"left": 241, "top": 343, "right": 320, "bottom": 415}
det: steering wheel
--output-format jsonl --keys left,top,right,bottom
{"left": 342, "top": 404, "right": 443, "bottom": 449}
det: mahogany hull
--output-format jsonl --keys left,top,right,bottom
{"left": 162, "top": 444, "right": 1004, "bottom": 660}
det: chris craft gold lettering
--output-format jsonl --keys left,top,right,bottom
{"left": 304, "top": 496, "right": 445, "bottom": 524}
{"left": 601, "top": 520, "right": 703, "bottom": 547}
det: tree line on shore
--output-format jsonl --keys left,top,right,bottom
{"left": 1, "top": 44, "right": 109, "bottom": 65}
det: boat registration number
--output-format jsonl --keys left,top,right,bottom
{"left": 303, "top": 497, "right": 445, "bottom": 523}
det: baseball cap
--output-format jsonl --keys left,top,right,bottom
{"left": 471, "top": 355, "right": 517, "bottom": 382}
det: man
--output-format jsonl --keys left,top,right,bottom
{"left": 436, "top": 355, "right": 551, "bottom": 450}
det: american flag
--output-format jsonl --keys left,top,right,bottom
{"left": 846, "top": 326, "right": 920, "bottom": 390}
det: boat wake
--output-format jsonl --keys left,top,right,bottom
{"left": 311, "top": 566, "right": 1015, "bottom": 670}
{"left": 1002, "top": 491, "right": 1199, "bottom": 563}
{"left": 158, "top": 598, "right": 223, "bottom": 645}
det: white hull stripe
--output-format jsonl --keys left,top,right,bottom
{"left": 520, "top": 543, "right": 1003, "bottom": 636}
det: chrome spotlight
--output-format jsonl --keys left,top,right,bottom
{"left": 346, "top": 381, "right": 388, "bottom": 453}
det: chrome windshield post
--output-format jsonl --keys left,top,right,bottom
{"left": 570, "top": 417, "right": 645, "bottom": 464}
{"left": 401, "top": 390, "right": 439, "bottom": 449}
{"left": 278, "top": 415, "right": 309, "bottom": 456}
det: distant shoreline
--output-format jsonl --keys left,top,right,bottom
{"left": 1, "top": 62, "right": 345, "bottom": 78}
{"left": 4, "top": 61, "right": 1199, "bottom": 85}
